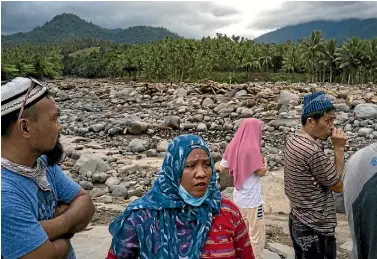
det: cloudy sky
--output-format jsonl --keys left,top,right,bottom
{"left": 2, "top": 1, "right": 377, "bottom": 39}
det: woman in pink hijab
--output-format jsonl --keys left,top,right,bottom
{"left": 219, "top": 118, "right": 268, "bottom": 259}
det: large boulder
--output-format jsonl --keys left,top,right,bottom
{"left": 175, "top": 88, "right": 187, "bottom": 97}
{"left": 111, "top": 185, "right": 128, "bottom": 198}
{"left": 56, "top": 91, "right": 71, "bottom": 101}
{"left": 128, "top": 138, "right": 149, "bottom": 152}
{"left": 334, "top": 103, "right": 350, "bottom": 112}
{"left": 105, "top": 177, "right": 120, "bottom": 187}
{"left": 79, "top": 181, "right": 94, "bottom": 191}
{"left": 358, "top": 127, "right": 373, "bottom": 136}
{"left": 113, "top": 88, "right": 133, "bottom": 98}
{"left": 118, "top": 164, "right": 139, "bottom": 176}
{"left": 354, "top": 103, "right": 377, "bottom": 119}
{"left": 277, "top": 90, "right": 300, "bottom": 109}
{"left": 157, "top": 140, "right": 169, "bottom": 152}
{"left": 215, "top": 161, "right": 234, "bottom": 191}
{"left": 164, "top": 116, "right": 180, "bottom": 130}
{"left": 202, "top": 98, "right": 214, "bottom": 107}
{"left": 73, "top": 153, "right": 110, "bottom": 175}
{"left": 197, "top": 123, "right": 208, "bottom": 132}
{"left": 235, "top": 90, "right": 248, "bottom": 98}
{"left": 91, "top": 123, "right": 106, "bottom": 133}
{"left": 233, "top": 118, "right": 245, "bottom": 130}
{"left": 127, "top": 121, "right": 149, "bottom": 135}
{"left": 89, "top": 188, "right": 108, "bottom": 198}
{"left": 214, "top": 102, "right": 229, "bottom": 113}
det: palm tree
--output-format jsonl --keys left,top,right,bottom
{"left": 361, "top": 38, "right": 377, "bottom": 83}
{"left": 239, "top": 42, "right": 261, "bottom": 79}
{"left": 283, "top": 47, "right": 300, "bottom": 74}
{"left": 300, "top": 30, "right": 325, "bottom": 82}
{"left": 320, "top": 39, "right": 338, "bottom": 83}
{"left": 259, "top": 44, "right": 273, "bottom": 72}
{"left": 335, "top": 37, "right": 363, "bottom": 84}
{"left": 2, "top": 30, "right": 377, "bottom": 84}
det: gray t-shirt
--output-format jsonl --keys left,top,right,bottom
{"left": 343, "top": 143, "right": 377, "bottom": 259}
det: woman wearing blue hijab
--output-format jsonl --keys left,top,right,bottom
{"left": 106, "top": 134, "right": 254, "bottom": 259}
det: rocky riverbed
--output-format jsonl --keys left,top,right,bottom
{"left": 51, "top": 78, "right": 376, "bottom": 258}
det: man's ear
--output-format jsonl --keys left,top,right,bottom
{"left": 306, "top": 117, "right": 315, "bottom": 127}
{"left": 17, "top": 119, "right": 31, "bottom": 138}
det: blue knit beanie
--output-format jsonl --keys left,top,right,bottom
{"left": 302, "top": 91, "right": 334, "bottom": 115}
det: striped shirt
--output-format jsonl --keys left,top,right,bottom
{"left": 284, "top": 133, "right": 340, "bottom": 236}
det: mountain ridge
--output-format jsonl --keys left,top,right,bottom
{"left": 253, "top": 18, "right": 377, "bottom": 43}
{"left": 3, "top": 14, "right": 377, "bottom": 45}
{"left": 1, "top": 13, "right": 183, "bottom": 45}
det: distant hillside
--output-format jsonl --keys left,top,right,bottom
{"left": 254, "top": 18, "right": 377, "bottom": 44}
{"left": 1, "top": 13, "right": 183, "bottom": 45}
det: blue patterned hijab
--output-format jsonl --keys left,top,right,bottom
{"left": 108, "top": 134, "right": 222, "bottom": 258}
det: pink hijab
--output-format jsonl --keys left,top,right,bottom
{"left": 224, "top": 118, "right": 264, "bottom": 190}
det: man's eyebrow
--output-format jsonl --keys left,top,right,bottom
{"left": 54, "top": 108, "right": 61, "bottom": 117}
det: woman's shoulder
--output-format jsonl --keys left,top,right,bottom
{"left": 210, "top": 197, "right": 245, "bottom": 230}
{"left": 219, "top": 196, "right": 243, "bottom": 217}
{"left": 120, "top": 207, "right": 155, "bottom": 228}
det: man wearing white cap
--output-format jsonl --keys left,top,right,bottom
{"left": 1, "top": 77, "right": 95, "bottom": 259}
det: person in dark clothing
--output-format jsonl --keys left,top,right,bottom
{"left": 343, "top": 143, "right": 377, "bottom": 259}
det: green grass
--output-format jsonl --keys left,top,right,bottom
{"left": 249, "top": 72, "right": 308, "bottom": 83}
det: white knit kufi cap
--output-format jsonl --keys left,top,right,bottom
{"left": 1, "top": 77, "right": 48, "bottom": 117}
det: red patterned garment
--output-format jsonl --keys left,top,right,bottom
{"left": 201, "top": 197, "right": 254, "bottom": 259}
{"left": 106, "top": 197, "right": 254, "bottom": 259}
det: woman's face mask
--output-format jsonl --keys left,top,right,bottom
{"left": 180, "top": 148, "right": 213, "bottom": 198}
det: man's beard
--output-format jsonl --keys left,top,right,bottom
{"left": 43, "top": 140, "right": 64, "bottom": 166}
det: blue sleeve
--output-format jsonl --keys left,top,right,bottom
{"left": 109, "top": 212, "right": 140, "bottom": 258}
{"left": 1, "top": 190, "right": 48, "bottom": 259}
{"left": 50, "top": 165, "right": 81, "bottom": 204}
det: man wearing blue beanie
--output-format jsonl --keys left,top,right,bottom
{"left": 284, "top": 91, "right": 347, "bottom": 259}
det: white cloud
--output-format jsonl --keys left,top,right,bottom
{"left": 1, "top": 1, "right": 377, "bottom": 39}
{"left": 248, "top": 1, "right": 377, "bottom": 30}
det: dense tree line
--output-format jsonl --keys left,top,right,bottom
{"left": 2, "top": 31, "right": 377, "bottom": 84}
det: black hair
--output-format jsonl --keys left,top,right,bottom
{"left": 301, "top": 107, "right": 336, "bottom": 126}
